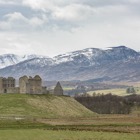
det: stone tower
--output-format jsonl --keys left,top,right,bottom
{"left": 28, "top": 75, "right": 42, "bottom": 94}
{"left": 19, "top": 75, "right": 30, "bottom": 94}
{"left": 0, "top": 77, "right": 15, "bottom": 93}
{"left": 54, "top": 82, "right": 63, "bottom": 96}
{"left": 19, "top": 75, "right": 43, "bottom": 94}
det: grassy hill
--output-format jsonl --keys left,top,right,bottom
{"left": 0, "top": 94, "right": 95, "bottom": 118}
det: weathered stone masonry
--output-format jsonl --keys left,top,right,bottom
{"left": 0, "top": 75, "right": 63, "bottom": 95}
{"left": 0, "top": 77, "right": 19, "bottom": 93}
{"left": 19, "top": 75, "right": 47, "bottom": 94}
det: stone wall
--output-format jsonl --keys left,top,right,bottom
{"left": 6, "top": 87, "right": 20, "bottom": 94}
{"left": 28, "top": 75, "right": 42, "bottom": 94}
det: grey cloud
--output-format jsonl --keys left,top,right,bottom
{"left": 0, "top": 2, "right": 95, "bottom": 31}
{"left": 0, "top": 0, "right": 21, "bottom": 5}
{"left": 0, "top": 4, "right": 35, "bottom": 20}
{"left": 78, "top": 0, "right": 140, "bottom": 7}
{"left": 0, "top": 11, "right": 46, "bottom": 31}
{"left": 0, "top": 0, "right": 140, "bottom": 56}
{"left": 0, "top": 0, "right": 140, "bottom": 32}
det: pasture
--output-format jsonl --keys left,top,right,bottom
{"left": 0, "top": 129, "right": 139, "bottom": 140}
{"left": 0, "top": 114, "right": 140, "bottom": 140}
{"left": 87, "top": 87, "right": 140, "bottom": 96}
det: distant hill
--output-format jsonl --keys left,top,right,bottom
{"left": 0, "top": 46, "right": 140, "bottom": 82}
{"left": 0, "top": 94, "right": 94, "bottom": 118}
{"left": 0, "top": 54, "right": 52, "bottom": 69}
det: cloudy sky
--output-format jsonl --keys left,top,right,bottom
{"left": 0, "top": 0, "right": 140, "bottom": 57}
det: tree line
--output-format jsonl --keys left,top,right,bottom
{"left": 75, "top": 94, "right": 140, "bottom": 114}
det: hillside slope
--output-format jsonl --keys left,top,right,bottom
{"left": 0, "top": 94, "right": 94, "bottom": 118}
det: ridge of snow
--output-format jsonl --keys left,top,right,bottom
{"left": 0, "top": 46, "right": 139, "bottom": 69}
{"left": 53, "top": 48, "right": 103, "bottom": 64}
{"left": 0, "top": 54, "right": 51, "bottom": 69}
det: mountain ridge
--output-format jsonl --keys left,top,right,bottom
{"left": 0, "top": 46, "right": 140, "bottom": 82}
{"left": 0, "top": 54, "right": 51, "bottom": 69}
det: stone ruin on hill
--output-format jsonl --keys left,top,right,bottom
{"left": 0, "top": 75, "right": 63, "bottom": 95}
{"left": 54, "top": 82, "right": 63, "bottom": 96}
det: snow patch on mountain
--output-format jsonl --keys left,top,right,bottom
{"left": 20, "top": 57, "right": 54, "bottom": 67}
{"left": 0, "top": 46, "right": 140, "bottom": 82}
{"left": 53, "top": 48, "right": 103, "bottom": 64}
{"left": 0, "top": 54, "right": 51, "bottom": 69}
{"left": 106, "top": 46, "right": 139, "bottom": 60}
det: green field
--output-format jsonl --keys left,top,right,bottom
{"left": 0, "top": 129, "right": 139, "bottom": 140}
{"left": 0, "top": 116, "right": 140, "bottom": 139}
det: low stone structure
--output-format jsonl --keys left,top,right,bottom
{"left": 54, "top": 82, "right": 63, "bottom": 96}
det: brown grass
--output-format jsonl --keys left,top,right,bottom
{"left": 37, "top": 114, "right": 140, "bottom": 133}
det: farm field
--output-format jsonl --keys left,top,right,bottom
{"left": 87, "top": 87, "right": 140, "bottom": 96}
{"left": 0, "top": 114, "right": 139, "bottom": 139}
{"left": 87, "top": 88, "right": 127, "bottom": 96}
{"left": 0, "top": 129, "right": 139, "bottom": 140}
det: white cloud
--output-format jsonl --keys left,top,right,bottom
{"left": 29, "top": 17, "right": 44, "bottom": 27}
{"left": 5, "top": 12, "right": 27, "bottom": 21}
{"left": 22, "top": 0, "right": 52, "bottom": 11}
{"left": 0, "top": 12, "right": 45, "bottom": 30}
{"left": 0, "top": 32, "right": 38, "bottom": 55}
{"left": 0, "top": 0, "right": 140, "bottom": 56}
{"left": 0, "top": 0, "right": 21, "bottom": 5}
{"left": 1, "top": 0, "right": 140, "bottom": 30}
{"left": 22, "top": 0, "right": 96, "bottom": 22}
{"left": 52, "top": 4, "right": 95, "bottom": 22}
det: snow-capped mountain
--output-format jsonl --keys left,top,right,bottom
{"left": 0, "top": 54, "right": 51, "bottom": 69}
{"left": 105, "top": 46, "right": 139, "bottom": 60}
{"left": 0, "top": 46, "right": 140, "bottom": 82}
{"left": 53, "top": 48, "right": 106, "bottom": 66}
{"left": 54, "top": 46, "right": 139, "bottom": 66}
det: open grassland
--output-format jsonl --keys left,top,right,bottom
{"left": 0, "top": 94, "right": 94, "bottom": 118}
{"left": 39, "top": 115, "right": 140, "bottom": 134}
{"left": 63, "top": 86, "right": 75, "bottom": 91}
{"left": 0, "top": 129, "right": 139, "bottom": 140}
{"left": 87, "top": 88, "right": 140, "bottom": 96}
{"left": 40, "top": 115, "right": 140, "bottom": 126}
{"left": 87, "top": 88, "right": 127, "bottom": 96}
{"left": 106, "top": 82, "right": 140, "bottom": 87}
{"left": 0, "top": 115, "right": 140, "bottom": 139}
{"left": 0, "top": 114, "right": 139, "bottom": 140}
{"left": 0, "top": 114, "right": 139, "bottom": 133}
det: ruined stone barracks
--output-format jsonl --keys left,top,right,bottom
{"left": 0, "top": 75, "right": 63, "bottom": 95}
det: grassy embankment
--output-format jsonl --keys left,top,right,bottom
{"left": 0, "top": 94, "right": 94, "bottom": 118}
